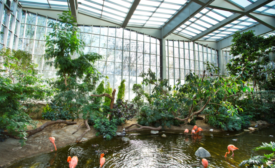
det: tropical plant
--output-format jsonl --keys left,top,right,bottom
{"left": 104, "top": 81, "right": 112, "bottom": 107}
{"left": 42, "top": 102, "right": 73, "bottom": 121}
{"left": 117, "top": 79, "right": 125, "bottom": 102}
{"left": 226, "top": 30, "right": 275, "bottom": 89}
{"left": 0, "top": 49, "right": 52, "bottom": 144}
{"left": 240, "top": 142, "right": 275, "bottom": 167}
{"left": 45, "top": 11, "right": 102, "bottom": 121}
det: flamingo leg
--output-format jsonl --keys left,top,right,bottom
{"left": 231, "top": 150, "right": 234, "bottom": 157}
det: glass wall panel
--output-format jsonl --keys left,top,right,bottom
{"left": 17, "top": 11, "right": 161, "bottom": 101}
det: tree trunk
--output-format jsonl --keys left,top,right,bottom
{"left": 75, "top": 119, "right": 90, "bottom": 143}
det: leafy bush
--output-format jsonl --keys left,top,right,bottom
{"left": 104, "top": 82, "right": 112, "bottom": 107}
{"left": 93, "top": 117, "right": 124, "bottom": 140}
{"left": 240, "top": 142, "right": 275, "bottom": 167}
{"left": 42, "top": 102, "right": 73, "bottom": 121}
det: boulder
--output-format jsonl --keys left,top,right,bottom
{"left": 256, "top": 120, "right": 269, "bottom": 126}
{"left": 151, "top": 130, "right": 159, "bottom": 134}
{"left": 195, "top": 147, "right": 211, "bottom": 158}
{"left": 250, "top": 121, "right": 256, "bottom": 127}
{"left": 248, "top": 127, "right": 255, "bottom": 131}
{"left": 162, "top": 134, "right": 166, "bottom": 138}
{"left": 244, "top": 129, "right": 250, "bottom": 132}
{"left": 122, "top": 137, "right": 130, "bottom": 142}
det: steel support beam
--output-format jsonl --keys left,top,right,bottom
{"left": 69, "top": 0, "right": 78, "bottom": 21}
{"left": 161, "top": 0, "right": 214, "bottom": 39}
{"left": 217, "top": 24, "right": 273, "bottom": 50}
{"left": 47, "top": 0, "right": 51, "bottom": 8}
{"left": 191, "top": 0, "right": 272, "bottom": 41}
{"left": 247, "top": 13, "right": 275, "bottom": 30}
{"left": 122, "top": 0, "right": 140, "bottom": 28}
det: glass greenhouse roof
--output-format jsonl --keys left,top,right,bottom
{"left": 78, "top": 0, "right": 134, "bottom": 24}
{"left": 19, "top": 0, "right": 68, "bottom": 10}
{"left": 128, "top": 0, "right": 188, "bottom": 28}
{"left": 201, "top": 16, "right": 258, "bottom": 41}
{"left": 17, "top": 0, "right": 274, "bottom": 41}
{"left": 174, "top": 8, "right": 233, "bottom": 38}
{"left": 253, "top": 0, "right": 275, "bottom": 16}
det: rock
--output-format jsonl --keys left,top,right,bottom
{"left": 250, "top": 121, "right": 256, "bottom": 127}
{"left": 195, "top": 147, "right": 211, "bottom": 158}
{"left": 270, "top": 135, "right": 274, "bottom": 137}
{"left": 122, "top": 137, "right": 130, "bottom": 142}
{"left": 12, "top": 147, "right": 22, "bottom": 151}
{"left": 248, "top": 127, "right": 255, "bottom": 131}
{"left": 162, "top": 134, "right": 166, "bottom": 138}
{"left": 116, "top": 132, "right": 122, "bottom": 136}
{"left": 209, "top": 129, "right": 213, "bottom": 132}
{"left": 232, "top": 139, "right": 237, "bottom": 141}
{"left": 256, "top": 120, "right": 269, "bottom": 126}
{"left": 151, "top": 130, "right": 159, "bottom": 134}
{"left": 244, "top": 129, "right": 250, "bottom": 132}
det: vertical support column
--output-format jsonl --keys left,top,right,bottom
{"left": 13, "top": 5, "right": 22, "bottom": 50}
{"left": 160, "top": 39, "right": 166, "bottom": 79}
{"left": 172, "top": 40, "right": 175, "bottom": 85}
{"left": 128, "top": 30, "right": 131, "bottom": 100}
{"left": 193, "top": 42, "right": 196, "bottom": 74}
{"left": 121, "top": 28, "right": 124, "bottom": 78}
{"left": 3, "top": 10, "right": 11, "bottom": 47}
{"left": 188, "top": 42, "right": 191, "bottom": 74}
{"left": 31, "top": 13, "right": 38, "bottom": 60}
{"left": 149, "top": 36, "right": 151, "bottom": 93}
{"left": 0, "top": 2, "right": 5, "bottom": 26}
{"left": 113, "top": 26, "right": 117, "bottom": 89}
{"left": 197, "top": 43, "right": 201, "bottom": 76}
{"left": 8, "top": 1, "right": 17, "bottom": 49}
{"left": 218, "top": 49, "right": 223, "bottom": 75}
{"left": 178, "top": 40, "right": 180, "bottom": 81}
{"left": 182, "top": 41, "right": 186, "bottom": 82}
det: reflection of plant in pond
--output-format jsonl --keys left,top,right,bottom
{"left": 240, "top": 142, "right": 275, "bottom": 167}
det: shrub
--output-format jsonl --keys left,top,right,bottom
{"left": 117, "top": 79, "right": 125, "bottom": 102}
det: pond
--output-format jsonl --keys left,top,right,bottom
{"left": 8, "top": 127, "right": 275, "bottom": 168}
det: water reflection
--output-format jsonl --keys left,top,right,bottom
{"left": 8, "top": 127, "right": 275, "bottom": 168}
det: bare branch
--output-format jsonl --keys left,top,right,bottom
{"left": 90, "top": 93, "right": 112, "bottom": 99}
{"left": 75, "top": 119, "right": 90, "bottom": 143}
{"left": 72, "top": 122, "right": 84, "bottom": 135}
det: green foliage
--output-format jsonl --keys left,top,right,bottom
{"left": 45, "top": 11, "right": 102, "bottom": 120}
{"left": 227, "top": 30, "right": 275, "bottom": 86}
{"left": 240, "top": 142, "right": 275, "bottom": 167}
{"left": 204, "top": 61, "right": 219, "bottom": 75}
{"left": 236, "top": 91, "right": 275, "bottom": 124}
{"left": 0, "top": 49, "right": 52, "bottom": 145}
{"left": 117, "top": 79, "right": 125, "bottom": 102}
{"left": 93, "top": 117, "right": 118, "bottom": 140}
{"left": 113, "top": 100, "right": 137, "bottom": 121}
{"left": 42, "top": 102, "right": 73, "bottom": 120}
{"left": 104, "top": 82, "right": 112, "bottom": 106}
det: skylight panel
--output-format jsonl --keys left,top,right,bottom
{"left": 190, "top": 24, "right": 206, "bottom": 31}
{"left": 201, "top": 9, "right": 209, "bottom": 14}
{"left": 206, "top": 11, "right": 225, "bottom": 21}
{"left": 255, "top": 7, "right": 267, "bottom": 12}
{"left": 266, "top": 1, "right": 275, "bottom": 6}
{"left": 133, "top": 11, "right": 153, "bottom": 16}
{"left": 238, "top": 16, "right": 248, "bottom": 20}
{"left": 220, "top": 31, "right": 233, "bottom": 34}
{"left": 194, "top": 20, "right": 212, "bottom": 28}
{"left": 102, "top": 12, "right": 124, "bottom": 21}
{"left": 232, "top": 21, "right": 240, "bottom": 24}
{"left": 264, "top": 9, "right": 275, "bottom": 15}
{"left": 186, "top": 27, "right": 201, "bottom": 34}
{"left": 195, "top": 13, "right": 202, "bottom": 18}
{"left": 156, "top": 9, "right": 177, "bottom": 14}
{"left": 190, "top": 18, "right": 196, "bottom": 22}
{"left": 239, "top": 22, "right": 253, "bottom": 26}
{"left": 103, "top": 7, "right": 126, "bottom": 17}
{"left": 128, "top": 20, "right": 146, "bottom": 24}
{"left": 181, "top": 30, "right": 196, "bottom": 36}
{"left": 146, "top": 21, "right": 164, "bottom": 25}
{"left": 48, "top": 1, "right": 67, "bottom": 6}
{"left": 185, "top": 21, "right": 192, "bottom": 25}
{"left": 79, "top": 5, "right": 102, "bottom": 14}
{"left": 136, "top": 5, "right": 156, "bottom": 11}
{"left": 107, "top": 0, "right": 132, "bottom": 8}
{"left": 164, "top": 0, "right": 187, "bottom": 4}
{"left": 227, "top": 28, "right": 238, "bottom": 31}
{"left": 139, "top": 0, "right": 161, "bottom": 6}
{"left": 247, "top": 18, "right": 257, "bottom": 22}
{"left": 152, "top": 13, "right": 172, "bottom": 18}
{"left": 180, "top": 25, "right": 187, "bottom": 29}
{"left": 231, "top": 0, "right": 251, "bottom": 7}
{"left": 131, "top": 15, "right": 150, "bottom": 20}
{"left": 213, "top": 9, "right": 233, "bottom": 17}
{"left": 149, "top": 18, "right": 168, "bottom": 22}
{"left": 159, "top": 3, "right": 181, "bottom": 9}
{"left": 232, "top": 25, "right": 245, "bottom": 29}
{"left": 200, "top": 16, "right": 218, "bottom": 24}
{"left": 104, "top": 2, "right": 129, "bottom": 12}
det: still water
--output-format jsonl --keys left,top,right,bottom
{"left": 9, "top": 127, "right": 275, "bottom": 168}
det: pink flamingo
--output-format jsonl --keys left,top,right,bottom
{"left": 225, "top": 144, "right": 239, "bottom": 157}
{"left": 67, "top": 156, "right": 78, "bottom": 168}
{"left": 49, "top": 137, "right": 57, "bottom": 151}
{"left": 193, "top": 125, "right": 198, "bottom": 131}
{"left": 100, "top": 153, "right": 105, "bottom": 167}
{"left": 191, "top": 129, "right": 196, "bottom": 135}
{"left": 202, "top": 158, "right": 208, "bottom": 168}
{"left": 184, "top": 129, "right": 189, "bottom": 134}
{"left": 196, "top": 127, "right": 203, "bottom": 134}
